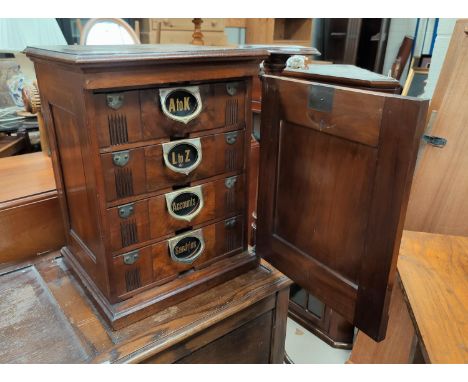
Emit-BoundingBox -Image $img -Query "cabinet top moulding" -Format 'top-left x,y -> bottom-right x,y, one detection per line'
24,44 -> 319,68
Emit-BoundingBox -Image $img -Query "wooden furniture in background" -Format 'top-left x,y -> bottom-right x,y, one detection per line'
391,36 -> 414,80
0,132 -> 31,157
349,231 -> 468,364
0,152 -> 65,273
22,81 -> 50,154
405,19 -> 468,236
245,19 -> 313,46
139,19 -> 227,46
191,18 -> 204,45
0,255 -> 291,363
321,19 -> 390,72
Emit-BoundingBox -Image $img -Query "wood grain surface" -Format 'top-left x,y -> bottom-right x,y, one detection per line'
0,255 -> 291,363
405,19 -> 468,235
398,231 -> 468,363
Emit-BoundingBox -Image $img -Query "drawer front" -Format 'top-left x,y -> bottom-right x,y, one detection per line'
93,81 -> 246,148
111,216 -> 244,298
107,175 -> 245,252
102,130 -> 245,202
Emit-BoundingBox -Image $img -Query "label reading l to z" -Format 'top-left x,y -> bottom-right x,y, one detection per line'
159,86 -> 202,124
162,138 -> 202,175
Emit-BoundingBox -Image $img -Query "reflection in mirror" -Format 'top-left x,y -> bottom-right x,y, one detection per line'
81,19 -> 140,45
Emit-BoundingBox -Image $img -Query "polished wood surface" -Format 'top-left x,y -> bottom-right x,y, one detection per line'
26,45 -> 266,329
348,277 -> 418,363
398,231 -> 468,363
257,74 -> 428,341
405,19 -> 468,236
0,152 -> 55,202
0,255 -> 291,363
0,152 -> 65,270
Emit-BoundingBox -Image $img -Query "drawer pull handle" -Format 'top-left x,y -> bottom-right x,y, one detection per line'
165,185 -> 204,222
118,203 -> 135,219
123,250 -> 139,265
168,229 -> 205,264
226,82 -> 239,96
106,93 -> 124,110
112,150 -> 130,167
162,138 -> 202,175
225,131 -> 238,145
225,176 -> 238,189
225,217 -> 237,228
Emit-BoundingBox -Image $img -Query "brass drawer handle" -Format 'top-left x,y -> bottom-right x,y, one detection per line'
168,229 -> 205,264
162,137 -> 202,175
165,185 -> 204,222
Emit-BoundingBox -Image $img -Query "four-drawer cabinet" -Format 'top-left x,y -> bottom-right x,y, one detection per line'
28,45 -> 428,342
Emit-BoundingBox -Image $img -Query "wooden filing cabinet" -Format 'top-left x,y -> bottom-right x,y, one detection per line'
27,45 -> 427,343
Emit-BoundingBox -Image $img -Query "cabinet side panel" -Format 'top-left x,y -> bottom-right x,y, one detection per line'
50,105 -> 101,258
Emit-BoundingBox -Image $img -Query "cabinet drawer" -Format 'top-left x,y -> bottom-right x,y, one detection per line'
107,175 -> 245,252
111,216 -> 244,298
101,129 -> 245,202
93,81 -> 246,148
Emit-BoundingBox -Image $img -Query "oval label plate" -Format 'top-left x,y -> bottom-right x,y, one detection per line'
162,138 -> 202,175
168,229 -> 205,264
165,185 -> 204,222
159,86 -> 202,124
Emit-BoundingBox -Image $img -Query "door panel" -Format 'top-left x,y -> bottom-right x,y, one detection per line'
257,75 -> 428,341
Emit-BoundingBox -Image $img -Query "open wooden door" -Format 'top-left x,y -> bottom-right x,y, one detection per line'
257,74 -> 428,341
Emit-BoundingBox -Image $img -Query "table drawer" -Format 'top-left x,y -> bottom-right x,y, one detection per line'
111,215 -> 244,298
102,129 -> 245,202
93,81 -> 246,148
107,175 -> 245,252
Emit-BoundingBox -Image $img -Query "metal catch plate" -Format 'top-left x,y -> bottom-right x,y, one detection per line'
118,203 -> 135,219
423,135 -> 447,148
106,93 -> 124,110
112,150 -> 130,167
123,250 -> 139,265
225,131 -> 238,145
308,86 -> 335,113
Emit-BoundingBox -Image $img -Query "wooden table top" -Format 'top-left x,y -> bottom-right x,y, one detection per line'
0,254 -> 290,363
398,231 -> 468,363
0,152 -> 56,205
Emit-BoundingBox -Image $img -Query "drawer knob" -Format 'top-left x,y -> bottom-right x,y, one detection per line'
225,131 -> 238,145
106,93 -> 124,110
226,82 -> 239,96
225,176 -> 238,189
118,203 -> 135,218
123,251 -> 139,265
112,150 -> 130,167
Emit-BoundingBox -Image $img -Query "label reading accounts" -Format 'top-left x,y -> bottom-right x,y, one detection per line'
165,185 -> 204,222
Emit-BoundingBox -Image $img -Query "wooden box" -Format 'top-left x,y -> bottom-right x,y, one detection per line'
27,45 -> 427,341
